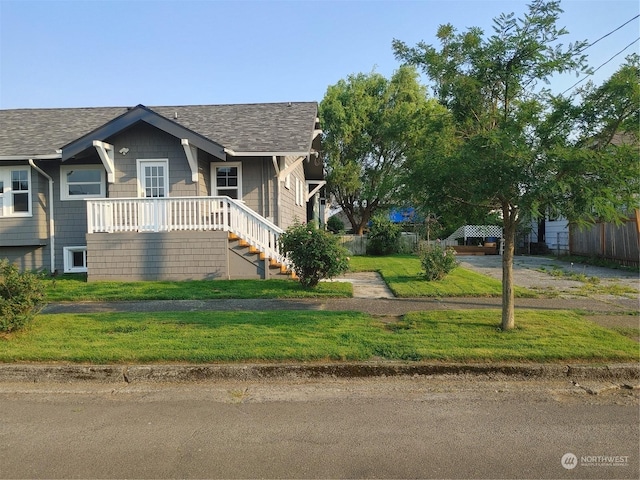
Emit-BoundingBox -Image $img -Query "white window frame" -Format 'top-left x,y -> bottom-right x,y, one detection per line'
63,246 -> 87,273
60,165 -> 106,201
0,166 -> 32,217
137,159 -> 169,198
211,162 -> 242,199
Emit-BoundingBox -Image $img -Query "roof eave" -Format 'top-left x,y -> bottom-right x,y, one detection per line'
0,154 -> 62,161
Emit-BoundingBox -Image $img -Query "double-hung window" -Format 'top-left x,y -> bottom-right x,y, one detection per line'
212,162 -> 242,199
0,167 -> 31,217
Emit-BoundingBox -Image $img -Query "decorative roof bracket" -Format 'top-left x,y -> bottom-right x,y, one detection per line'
181,139 -> 199,182
92,140 -> 115,183
278,155 -> 305,181
306,180 -> 326,202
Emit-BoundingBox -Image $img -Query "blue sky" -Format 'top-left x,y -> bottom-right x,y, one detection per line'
1,0 -> 638,109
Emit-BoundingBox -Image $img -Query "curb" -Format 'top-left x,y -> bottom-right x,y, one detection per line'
0,362 -> 638,384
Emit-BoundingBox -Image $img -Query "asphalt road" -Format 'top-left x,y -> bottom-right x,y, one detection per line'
1,377 -> 638,479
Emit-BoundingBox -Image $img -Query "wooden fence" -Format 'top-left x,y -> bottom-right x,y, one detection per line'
570,214 -> 639,266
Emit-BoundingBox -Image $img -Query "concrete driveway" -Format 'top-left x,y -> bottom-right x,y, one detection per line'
459,254 -> 639,297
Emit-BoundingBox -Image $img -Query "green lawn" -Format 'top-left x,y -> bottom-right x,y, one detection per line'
2,309 -> 637,363
349,254 -> 537,298
45,276 -> 352,302
43,255 -> 536,301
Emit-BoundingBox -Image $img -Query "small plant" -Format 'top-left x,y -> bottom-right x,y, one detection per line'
420,244 -> 459,281
0,259 -> 46,333
327,215 -> 345,234
278,222 -> 350,288
367,214 -> 401,255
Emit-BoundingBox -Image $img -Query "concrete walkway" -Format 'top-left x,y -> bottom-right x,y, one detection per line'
325,271 -> 395,299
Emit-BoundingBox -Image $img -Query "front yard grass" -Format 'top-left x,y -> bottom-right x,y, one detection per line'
2,309 -> 637,363
349,255 -> 537,298
45,276 -> 352,302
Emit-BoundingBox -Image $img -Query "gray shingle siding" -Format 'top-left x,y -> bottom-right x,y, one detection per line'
107,123 -> 195,198
87,231 -> 229,281
0,245 -> 47,271
279,156 -> 307,229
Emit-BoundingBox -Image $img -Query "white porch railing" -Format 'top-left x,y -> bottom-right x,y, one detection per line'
86,196 -> 289,267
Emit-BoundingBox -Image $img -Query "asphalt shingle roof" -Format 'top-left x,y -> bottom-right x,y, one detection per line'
0,102 -> 318,157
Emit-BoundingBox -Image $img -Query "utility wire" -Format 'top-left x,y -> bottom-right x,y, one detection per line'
562,36 -> 640,95
579,14 -> 640,53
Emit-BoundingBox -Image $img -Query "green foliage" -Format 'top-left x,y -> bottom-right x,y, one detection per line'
420,245 -> 459,281
320,66 -> 445,234
393,0 -> 638,329
278,222 -> 350,288
0,259 -> 46,333
327,215 -> 345,234
366,215 -> 401,255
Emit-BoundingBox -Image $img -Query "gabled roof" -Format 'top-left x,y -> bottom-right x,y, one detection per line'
0,102 -> 319,158
61,105 -> 226,161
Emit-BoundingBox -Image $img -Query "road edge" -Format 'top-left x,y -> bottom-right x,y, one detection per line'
0,362 -> 638,384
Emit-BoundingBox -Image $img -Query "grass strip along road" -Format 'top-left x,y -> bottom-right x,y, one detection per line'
3,254 -> 636,364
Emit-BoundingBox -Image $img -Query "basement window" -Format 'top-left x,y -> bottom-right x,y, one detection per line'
63,246 -> 87,273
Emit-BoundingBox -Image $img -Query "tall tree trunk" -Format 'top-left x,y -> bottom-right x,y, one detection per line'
501,209 -> 517,331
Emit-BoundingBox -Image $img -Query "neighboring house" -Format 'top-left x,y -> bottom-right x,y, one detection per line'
0,103 -> 325,281
527,215 -> 570,255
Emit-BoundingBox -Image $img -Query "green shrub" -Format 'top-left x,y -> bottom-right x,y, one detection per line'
420,244 -> 459,281
366,215 -> 401,255
327,215 -> 345,234
0,259 -> 46,333
278,222 -> 350,288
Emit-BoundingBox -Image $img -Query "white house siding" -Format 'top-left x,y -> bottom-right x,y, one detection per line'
530,219 -> 570,254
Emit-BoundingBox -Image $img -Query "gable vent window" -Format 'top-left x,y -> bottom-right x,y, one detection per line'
0,167 -> 31,217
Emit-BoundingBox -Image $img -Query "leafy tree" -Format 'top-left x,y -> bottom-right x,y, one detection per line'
393,0 -> 638,330
319,66 -> 446,234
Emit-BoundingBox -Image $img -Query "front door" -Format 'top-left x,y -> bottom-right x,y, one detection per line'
137,159 -> 169,231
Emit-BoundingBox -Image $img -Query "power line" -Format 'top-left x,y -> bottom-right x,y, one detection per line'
562,36 -> 640,95
579,14 -> 640,53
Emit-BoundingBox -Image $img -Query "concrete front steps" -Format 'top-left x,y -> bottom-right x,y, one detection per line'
227,233 -> 295,280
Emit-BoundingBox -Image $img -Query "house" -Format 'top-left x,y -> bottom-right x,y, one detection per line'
0,103 -> 325,281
